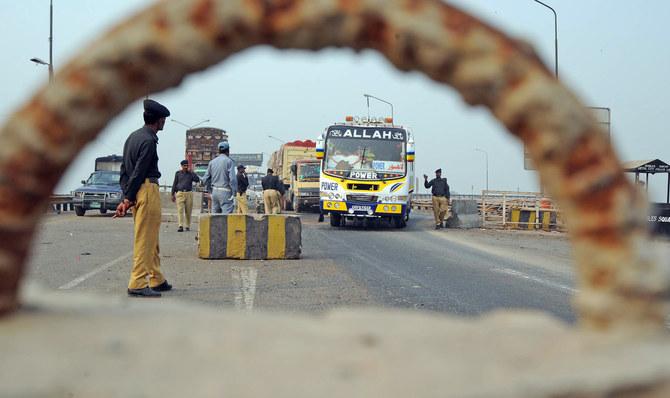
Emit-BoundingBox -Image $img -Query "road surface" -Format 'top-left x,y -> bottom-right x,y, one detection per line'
27,210 -> 579,322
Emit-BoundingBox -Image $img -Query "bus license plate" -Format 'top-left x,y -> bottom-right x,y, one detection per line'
351,205 -> 371,212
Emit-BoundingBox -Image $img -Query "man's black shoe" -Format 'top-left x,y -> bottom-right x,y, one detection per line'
435,224 -> 441,230
127,287 -> 161,298
152,281 -> 173,292
185,227 -> 190,231
177,226 -> 184,232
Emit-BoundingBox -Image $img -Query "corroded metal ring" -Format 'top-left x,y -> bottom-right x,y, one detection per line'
0,0 -> 665,332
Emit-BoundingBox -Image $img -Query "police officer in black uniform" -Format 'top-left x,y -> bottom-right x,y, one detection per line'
424,168 -> 451,229
116,99 -> 172,297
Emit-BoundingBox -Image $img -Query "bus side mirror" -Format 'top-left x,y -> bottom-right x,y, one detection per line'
81,180 -> 87,185
290,164 -> 297,175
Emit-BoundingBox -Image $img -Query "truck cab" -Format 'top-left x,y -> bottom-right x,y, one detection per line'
289,160 -> 321,212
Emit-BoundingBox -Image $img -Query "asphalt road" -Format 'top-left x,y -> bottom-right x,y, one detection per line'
27,209 -> 580,322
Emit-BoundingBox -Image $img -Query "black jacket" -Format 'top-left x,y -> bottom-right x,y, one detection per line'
171,170 -> 200,194
424,177 -> 450,198
120,126 -> 161,201
237,171 -> 249,194
262,174 -> 284,194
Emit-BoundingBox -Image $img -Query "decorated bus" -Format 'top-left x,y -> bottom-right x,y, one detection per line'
316,116 -> 415,228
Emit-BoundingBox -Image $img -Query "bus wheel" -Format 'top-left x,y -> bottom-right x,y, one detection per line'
330,213 -> 341,227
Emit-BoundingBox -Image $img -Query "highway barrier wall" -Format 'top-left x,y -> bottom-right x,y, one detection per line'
198,214 -> 301,260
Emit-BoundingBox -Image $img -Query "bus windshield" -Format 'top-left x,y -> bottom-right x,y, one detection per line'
324,135 -> 405,177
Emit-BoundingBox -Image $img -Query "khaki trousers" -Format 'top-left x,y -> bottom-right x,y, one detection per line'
175,191 -> 193,228
128,180 -> 166,289
263,189 -> 281,214
432,196 -> 449,226
235,192 -> 248,214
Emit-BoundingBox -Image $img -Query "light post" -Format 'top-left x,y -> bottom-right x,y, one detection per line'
475,148 -> 489,192
268,135 -> 286,144
532,0 -> 558,78
363,93 -> 394,121
30,0 -> 54,83
171,119 -> 210,129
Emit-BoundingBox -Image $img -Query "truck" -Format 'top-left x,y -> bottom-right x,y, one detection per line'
184,127 -> 228,212
316,116 -> 416,228
72,155 -> 124,216
185,127 -> 228,178
289,159 -> 321,211
268,140 -> 319,211
242,165 -> 266,213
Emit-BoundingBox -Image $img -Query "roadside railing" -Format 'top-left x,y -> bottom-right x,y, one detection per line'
49,194 -> 74,214
481,190 -> 564,231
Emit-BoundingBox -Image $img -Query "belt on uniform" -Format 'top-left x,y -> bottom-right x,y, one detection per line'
176,190 -> 192,192
212,186 -> 231,191
433,195 -> 446,197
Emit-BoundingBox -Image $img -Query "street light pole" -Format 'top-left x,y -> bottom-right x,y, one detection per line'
49,0 -> 53,83
29,0 -> 54,83
532,0 -> 558,78
268,135 -> 286,144
475,148 -> 489,191
363,94 -> 394,121
171,119 -> 210,129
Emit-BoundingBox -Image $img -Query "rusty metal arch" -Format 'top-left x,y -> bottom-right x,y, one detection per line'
0,0 -> 666,332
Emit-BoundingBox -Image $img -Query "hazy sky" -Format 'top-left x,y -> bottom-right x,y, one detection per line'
2,1 -> 669,202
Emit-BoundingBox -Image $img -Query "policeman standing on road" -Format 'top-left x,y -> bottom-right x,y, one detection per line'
261,168 -> 283,214
203,141 -> 237,214
115,99 -> 172,298
171,160 -> 200,232
424,168 -> 450,230
235,164 -> 249,214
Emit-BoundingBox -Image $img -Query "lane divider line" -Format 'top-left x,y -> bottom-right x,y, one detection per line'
58,252 -> 132,290
231,266 -> 257,312
491,267 -> 577,293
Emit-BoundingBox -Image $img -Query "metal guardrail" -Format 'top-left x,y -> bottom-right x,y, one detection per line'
49,195 -> 74,214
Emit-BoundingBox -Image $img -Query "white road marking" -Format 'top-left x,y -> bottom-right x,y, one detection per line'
491,267 -> 577,293
58,252 -> 133,290
231,266 -> 258,312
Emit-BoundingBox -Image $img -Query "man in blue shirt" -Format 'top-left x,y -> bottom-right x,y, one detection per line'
203,141 -> 237,214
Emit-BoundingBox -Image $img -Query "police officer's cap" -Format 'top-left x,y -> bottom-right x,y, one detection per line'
143,99 -> 170,118
435,168 -> 442,173
267,168 -> 274,174
237,164 -> 246,170
180,160 -> 188,166
218,141 -> 230,150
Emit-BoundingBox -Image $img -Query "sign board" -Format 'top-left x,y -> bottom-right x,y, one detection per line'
524,107 -> 611,170
230,153 -> 263,166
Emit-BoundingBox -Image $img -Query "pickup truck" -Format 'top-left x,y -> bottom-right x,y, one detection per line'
72,155 -> 124,216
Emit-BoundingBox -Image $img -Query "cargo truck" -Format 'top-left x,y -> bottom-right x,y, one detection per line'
185,127 -> 228,178
184,127 -> 228,212
268,140 -> 319,211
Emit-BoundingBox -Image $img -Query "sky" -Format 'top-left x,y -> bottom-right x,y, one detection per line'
1,0 -> 669,202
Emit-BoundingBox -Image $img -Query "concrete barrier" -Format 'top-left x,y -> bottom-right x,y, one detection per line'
198,214 -> 301,260
509,208 -> 558,231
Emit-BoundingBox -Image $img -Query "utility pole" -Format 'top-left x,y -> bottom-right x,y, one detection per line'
49,0 -> 53,83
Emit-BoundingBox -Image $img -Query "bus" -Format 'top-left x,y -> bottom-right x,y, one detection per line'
316,116 -> 415,228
